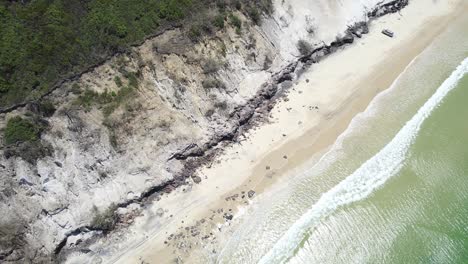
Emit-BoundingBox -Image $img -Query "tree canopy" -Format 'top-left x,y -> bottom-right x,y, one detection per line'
0,0 -> 273,110
0,0 -> 193,109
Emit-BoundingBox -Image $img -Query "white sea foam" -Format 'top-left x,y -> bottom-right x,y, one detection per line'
258,57 -> 468,264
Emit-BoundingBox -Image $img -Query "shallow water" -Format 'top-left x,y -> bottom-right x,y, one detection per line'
282,59 -> 468,264
217,11 -> 468,264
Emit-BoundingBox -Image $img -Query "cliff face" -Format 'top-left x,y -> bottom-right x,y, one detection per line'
0,0 -> 407,262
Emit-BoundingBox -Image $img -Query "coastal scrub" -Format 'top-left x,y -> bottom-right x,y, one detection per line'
4,116 -> 43,145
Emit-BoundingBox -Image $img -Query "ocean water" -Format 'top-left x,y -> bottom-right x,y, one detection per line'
216,12 -> 468,264
278,59 -> 468,264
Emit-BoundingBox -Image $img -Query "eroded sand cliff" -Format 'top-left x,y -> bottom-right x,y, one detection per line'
0,1 -> 409,262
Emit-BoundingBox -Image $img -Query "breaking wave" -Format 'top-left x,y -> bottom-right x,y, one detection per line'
259,57 -> 468,264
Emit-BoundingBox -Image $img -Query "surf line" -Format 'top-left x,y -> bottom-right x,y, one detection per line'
259,57 -> 468,264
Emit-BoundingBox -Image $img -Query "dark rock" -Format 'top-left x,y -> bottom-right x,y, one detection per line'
169,143 -> 205,160
237,106 -> 255,126
347,22 -> 369,38
224,214 -> 233,221
278,73 -> 293,83
19,178 -> 34,186
341,33 -> 354,44
248,190 -> 255,198
368,0 -> 409,18
79,248 -> 91,254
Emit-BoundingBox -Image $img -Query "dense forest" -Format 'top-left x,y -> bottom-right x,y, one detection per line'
0,0 -> 272,110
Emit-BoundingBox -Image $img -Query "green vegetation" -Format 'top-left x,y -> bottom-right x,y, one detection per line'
229,13 -> 242,30
188,24 -> 203,41
102,85 -> 135,117
213,14 -> 226,28
37,100 -> 56,117
0,0 -> 194,109
245,0 -> 272,25
4,116 -> 43,145
3,115 -> 51,164
234,0 -> 242,10
74,71 -> 139,115
246,6 -> 261,25
125,71 -> 139,89
114,76 -> 123,88
0,0 -> 272,110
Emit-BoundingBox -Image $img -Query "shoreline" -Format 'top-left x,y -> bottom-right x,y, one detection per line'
112,1 -> 467,263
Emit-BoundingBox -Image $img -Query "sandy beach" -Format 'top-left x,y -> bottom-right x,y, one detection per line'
112,0 -> 467,263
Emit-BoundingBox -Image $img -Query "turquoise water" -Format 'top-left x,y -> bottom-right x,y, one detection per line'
374,72 -> 468,263
283,63 -> 468,264
216,13 -> 468,264
263,59 -> 468,264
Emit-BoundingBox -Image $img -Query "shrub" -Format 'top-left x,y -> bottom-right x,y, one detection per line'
247,6 -> 261,25
114,76 -> 123,87
202,59 -> 221,74
204,108 -> 215,117
213,14 -> 225,28
4,140 -> 52,164
234,0 -> 242,10
214,101 -> 228,110
297,39 -> 313,56
124,71 -> 139,88
71,83 -> 81,95
229,13 -> 242,30
258,0 -> 274,15
4,116 -> 42,145
189,24 -> 202,41
202,78 -> 224,89
38,100 -> 56,117
75,89 -> 99,111
90,203 -> 118,232
75,75 -> 136,116
216,0 -> 227,10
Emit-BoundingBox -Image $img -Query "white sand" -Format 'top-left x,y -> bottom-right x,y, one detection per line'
112,0 -> 467,263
